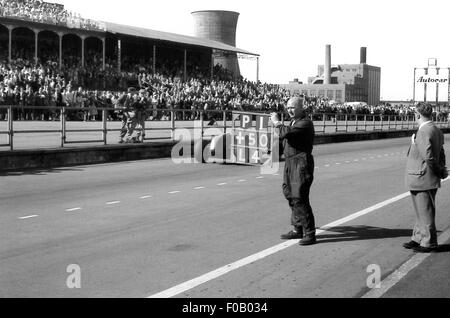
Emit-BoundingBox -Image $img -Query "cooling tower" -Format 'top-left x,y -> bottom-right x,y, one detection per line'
360,47 -> 367,64
324,44 -> 331,84
191,10 -> 241,77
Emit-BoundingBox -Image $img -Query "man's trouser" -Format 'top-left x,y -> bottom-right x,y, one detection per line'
126,118 -> 137,139
119,116 -> 127,140
282,152 -> 315,237
410,189 -> 438,248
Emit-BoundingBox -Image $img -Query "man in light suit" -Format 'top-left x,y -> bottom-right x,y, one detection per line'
404,103 -> 447,253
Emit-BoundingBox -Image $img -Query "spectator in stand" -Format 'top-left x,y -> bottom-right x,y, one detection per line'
0,0 -> 105,31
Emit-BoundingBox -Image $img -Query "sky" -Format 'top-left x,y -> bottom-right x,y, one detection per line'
48,0 -> 450,101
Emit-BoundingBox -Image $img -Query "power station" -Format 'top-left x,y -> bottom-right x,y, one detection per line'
283,45 -> 381,106
191,10 -> 241,77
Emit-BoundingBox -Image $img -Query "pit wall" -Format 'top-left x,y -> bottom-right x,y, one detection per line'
1,129 -> 449,172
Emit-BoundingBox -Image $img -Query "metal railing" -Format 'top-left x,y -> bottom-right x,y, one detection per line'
1,105 -> 449,151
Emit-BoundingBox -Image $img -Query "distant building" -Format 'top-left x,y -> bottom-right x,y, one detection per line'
282,46 -> 381,105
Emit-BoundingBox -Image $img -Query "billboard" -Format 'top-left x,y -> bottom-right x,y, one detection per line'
414,67 -> 449,103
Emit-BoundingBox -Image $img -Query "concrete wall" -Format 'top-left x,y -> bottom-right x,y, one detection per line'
2,129 -> 449,172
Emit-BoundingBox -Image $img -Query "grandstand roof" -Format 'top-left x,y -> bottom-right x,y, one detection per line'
104,21 -> 259,56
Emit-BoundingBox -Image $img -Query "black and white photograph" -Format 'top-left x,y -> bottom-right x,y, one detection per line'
0,0 -> 449,306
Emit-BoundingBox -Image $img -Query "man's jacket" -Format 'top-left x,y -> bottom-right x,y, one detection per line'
277,118 -> 315,158
406,122 -> 445,190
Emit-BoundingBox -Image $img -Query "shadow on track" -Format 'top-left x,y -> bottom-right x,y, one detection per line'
0,167 -> 84,176
433,244 -> 450,253
317,225 -> 411,243
317,226 -> 450,253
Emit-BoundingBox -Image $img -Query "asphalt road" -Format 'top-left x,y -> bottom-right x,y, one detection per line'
1,136 -> 449,298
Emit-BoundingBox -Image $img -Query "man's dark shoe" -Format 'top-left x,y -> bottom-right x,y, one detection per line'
299,236 -> 316,246
281,230 -> 303,240
403,241 -> 420,249
413,245 -> 437,253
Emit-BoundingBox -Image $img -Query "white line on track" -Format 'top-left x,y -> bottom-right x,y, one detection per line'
335,163 -> 341,165
19,215 -> 38,219
325,164 -> 330,167
146,190 -> 415,298
193,187 -> 205,190
65,207 -> 82,212
140,195 -> 152,199
168,191 -> 181,194
362,224 -> 450,298
106,201 -> 120,205
238,179 -> 246,182
217,183 -> 227,186
256,176 -> 264,179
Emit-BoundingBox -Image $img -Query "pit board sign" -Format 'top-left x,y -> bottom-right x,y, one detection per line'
230,111 -> 274,165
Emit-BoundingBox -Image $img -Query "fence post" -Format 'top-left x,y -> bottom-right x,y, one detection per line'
355,115 -> 358,131
322,113 -> 326,133
345,114 -> 348,132
61,107 -> 66,147
335,114 -> 338,132
372,114 -> 375,131
223,110 -> 227,134
8,106 -> 13,151
387,115 -> 390,130
102,108 -> 107,145
200,111 -> 204,138
394,115 -> 397,130
170,110 -> 175,141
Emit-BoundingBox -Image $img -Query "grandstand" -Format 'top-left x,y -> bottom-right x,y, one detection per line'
0,0 -> 258,76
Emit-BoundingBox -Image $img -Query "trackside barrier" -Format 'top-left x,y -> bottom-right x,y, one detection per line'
1,105 -> 450,151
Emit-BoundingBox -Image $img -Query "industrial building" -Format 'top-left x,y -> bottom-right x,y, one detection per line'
283,45 -> 381,106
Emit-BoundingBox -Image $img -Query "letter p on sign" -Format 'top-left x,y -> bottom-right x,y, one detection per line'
241,115 -> 251,129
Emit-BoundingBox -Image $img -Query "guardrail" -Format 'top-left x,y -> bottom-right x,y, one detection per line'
1,105 -> 449,151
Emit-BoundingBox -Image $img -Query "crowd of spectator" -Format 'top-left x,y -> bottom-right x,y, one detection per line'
2,55 -> 450,124
0,56 -> 289,122
304,95 -> 417,117
0,0 -> 106,31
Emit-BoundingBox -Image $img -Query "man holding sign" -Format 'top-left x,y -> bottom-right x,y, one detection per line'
270,97 -> 316,246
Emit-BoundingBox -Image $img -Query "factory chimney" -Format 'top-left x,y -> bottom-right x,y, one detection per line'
360,47 -> 367,64
324,44 -> 331,85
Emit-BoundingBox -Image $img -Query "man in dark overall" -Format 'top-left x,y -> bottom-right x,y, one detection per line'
270,96 -> 316,245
